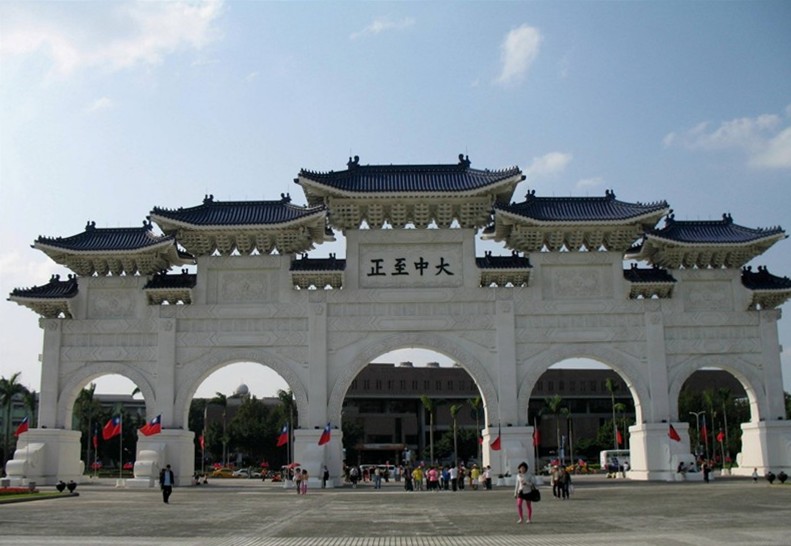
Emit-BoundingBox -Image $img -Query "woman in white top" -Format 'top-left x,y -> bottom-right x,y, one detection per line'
514,461 -> 537,524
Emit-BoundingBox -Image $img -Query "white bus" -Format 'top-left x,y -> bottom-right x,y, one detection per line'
600,450 -> 630,473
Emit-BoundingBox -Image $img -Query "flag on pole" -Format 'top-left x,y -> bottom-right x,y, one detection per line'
668,424 -> 681,442
14,416 -> 29,437
477,434 -> 483,445
490,425 -> 502,451
716,430 -> 725,443
139,414 -> 162,436
616,428 -> 623,446
199,433 -> 205,450
318,422 -> 332,446
276,424 -> 289,447
532,426 -> 541,447
701,422 -> 708,443
102,416 -> 122,440
92,425 -> 99,449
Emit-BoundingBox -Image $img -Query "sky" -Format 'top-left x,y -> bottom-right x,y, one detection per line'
1,0 -> 790,400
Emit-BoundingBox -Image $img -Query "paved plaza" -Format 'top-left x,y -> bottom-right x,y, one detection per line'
1,474 -> 789,545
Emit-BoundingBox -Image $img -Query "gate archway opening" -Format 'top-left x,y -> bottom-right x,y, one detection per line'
528,358 -> 639,472
341,348 -> 486,470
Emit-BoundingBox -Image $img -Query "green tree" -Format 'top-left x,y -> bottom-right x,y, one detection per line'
209,392 -> 228,466
543,395 -> 568,464
74,383 -> 102,471
605,378 -> 619,451
450,403 -> 462,466
0,372 -> 29,466
468,396 -> 483,465
341,418 -> 364,466
420,395 -> 437,464
228,396 -> 277,465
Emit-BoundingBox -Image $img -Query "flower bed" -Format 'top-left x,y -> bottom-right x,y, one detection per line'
0,487 -> 39,496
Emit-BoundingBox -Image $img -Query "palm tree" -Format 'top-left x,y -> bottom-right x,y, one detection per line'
22,389 -> 38,428
74,383 -> 102,471
717,387 -> 732,455
449,403 -> 462,466
605,377 -> 619,451
210,392 -> 228,466
544,395 -> 567,464
613,402 -> 627,447
419,395 -> 436,464
1,372 -> 29,467
468,396 -> 482,465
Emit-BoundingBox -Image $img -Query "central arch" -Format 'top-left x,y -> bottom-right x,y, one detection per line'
327,331 -> 499,426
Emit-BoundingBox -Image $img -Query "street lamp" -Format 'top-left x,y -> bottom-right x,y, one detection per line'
689,411 -> 707,459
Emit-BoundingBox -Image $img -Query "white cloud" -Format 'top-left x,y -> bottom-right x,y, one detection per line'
0,0 -> 224,76
663,107 -> 791,169
495,24 -> 542,86
85,97 -> 114,113
576,176 -> 603,190
525,152 -> 572,179
350,16 -> 415,40
245,71 -> 259,82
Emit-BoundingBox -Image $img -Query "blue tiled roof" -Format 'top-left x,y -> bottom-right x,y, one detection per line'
290,255 -> 346,272
648,213 -> 785,244
741,266 -> 791,290
623,265 -> 676,284
475,252 -> 532,269
144,270 -> 197,290
150,194 -> 325,227
35,221 -> 176,252
497,190 -> 669,222
298,155 -> 523,194
9,274 -> 79,299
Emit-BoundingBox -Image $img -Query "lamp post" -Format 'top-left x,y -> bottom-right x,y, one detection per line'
689,411 -> 705,458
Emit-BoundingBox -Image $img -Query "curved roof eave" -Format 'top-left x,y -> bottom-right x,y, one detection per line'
150,209 -> 327,232
33,238 -> 178,255
645,232 -> 786,247
494,207 -> 668,226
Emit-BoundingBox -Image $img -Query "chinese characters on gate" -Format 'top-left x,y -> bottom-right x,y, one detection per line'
367,256 -> 454,277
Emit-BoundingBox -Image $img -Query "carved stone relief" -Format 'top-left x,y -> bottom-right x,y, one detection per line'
88,290 -> 136,318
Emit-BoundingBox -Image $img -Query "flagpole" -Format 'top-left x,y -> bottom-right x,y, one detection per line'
119,415 -> 123,481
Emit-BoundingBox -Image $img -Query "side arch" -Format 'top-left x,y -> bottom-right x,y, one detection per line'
668,354 -> 763,423
517,344 -> 650,424
57,362 -> 156,429
173,347 -> 309,429
326,332 -> 499,426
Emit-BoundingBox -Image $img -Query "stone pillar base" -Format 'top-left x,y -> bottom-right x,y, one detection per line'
134,429 -> 195,487
292,428 -> 342,488
733,420 -> 791,476
481,426 -> 534,478
628,422 -> 692,481
4,429 -> 83,486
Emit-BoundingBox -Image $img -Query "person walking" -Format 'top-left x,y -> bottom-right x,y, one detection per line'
514,461 -> 537,524
322,465 -> 330,489
300,469 -> 309,495
159,464 -> 175,504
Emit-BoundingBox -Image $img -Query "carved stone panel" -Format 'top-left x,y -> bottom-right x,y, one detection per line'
88,290 -> 136,319
683,281 -> 733,312
541,265 -> 612,300
359,243 -> 463,288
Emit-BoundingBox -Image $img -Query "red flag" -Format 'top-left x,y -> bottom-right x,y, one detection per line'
92,425 -> 99,449
102,416 -> 122,440
14,416 -> 29,437
616,429 -> 623,446
199,434 -> 205,450
276,424 -> 289,447
490,434 -> 501,451
532,427 -> 541,447
700,423 -> 708,443
317,423 -> 331,446
478,435 -> 483,445
716,430 -> 725,443
668,424 -> 681,442
139,414 -> 161,436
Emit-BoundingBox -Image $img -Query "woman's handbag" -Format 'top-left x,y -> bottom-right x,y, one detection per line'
527,485 -> 541,502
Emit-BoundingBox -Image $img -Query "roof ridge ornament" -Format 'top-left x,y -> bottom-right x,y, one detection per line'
280,193 -> 291,203
723,212 -> 733,224
458,153 -> 471,168
347,155 -> 360,169
605,189 -> 616,199
203,194 -> 214,204
85,221 -> 96,231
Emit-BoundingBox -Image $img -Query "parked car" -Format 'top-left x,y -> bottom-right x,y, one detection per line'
232,468 -> 262,479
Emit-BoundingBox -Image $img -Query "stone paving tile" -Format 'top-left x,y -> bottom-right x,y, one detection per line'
1,476 -> 789,545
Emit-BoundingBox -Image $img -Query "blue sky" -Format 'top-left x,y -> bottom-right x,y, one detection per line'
1,1 -> 790,399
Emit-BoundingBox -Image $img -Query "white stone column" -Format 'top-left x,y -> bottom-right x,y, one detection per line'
758,310 -> 786,420
643,306 -> 670,423
131,429 -> 195,487
4,429 -> 82,486
306,297 -> 328,427
156,318 -> 177,427
735,421 -> 791,476
293,427 -> 339,489
495,296 -> 519,425
37,319 -> 63,429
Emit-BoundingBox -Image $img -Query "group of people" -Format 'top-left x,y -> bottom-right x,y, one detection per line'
550,465 -> 573,499
398,463 -> 493,492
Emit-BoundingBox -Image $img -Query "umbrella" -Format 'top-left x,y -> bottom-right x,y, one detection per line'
286,462 -> 301,469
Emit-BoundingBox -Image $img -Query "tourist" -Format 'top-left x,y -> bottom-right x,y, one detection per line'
300,469 -> 309,494
427,466 -> 439,491
322,465 -> 329,489
551,465 -> 561,498
514,461 -> 537,524
484,465 -> 492,490
159,464 -> 175,504
404,466 -> 413,491
293,467 -> 302,494
752,468 -> 759,482
349,465 -> 359,488
702,462 -> 711,483
412,466 -> 424,491
470,464 -> 480,490
449,464 -> 459,491
558,467 -> 571,499
441,466 -> 450,490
